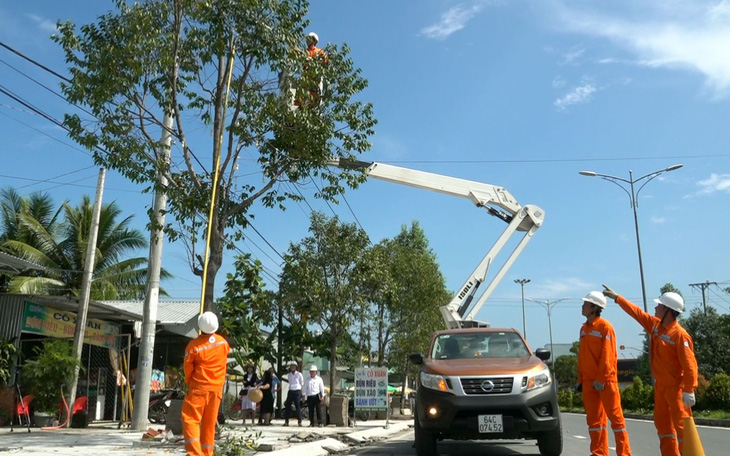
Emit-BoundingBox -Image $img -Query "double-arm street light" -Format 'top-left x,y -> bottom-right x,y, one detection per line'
514,279 -> 530,338
526,297 -> 569,367
579,164 -> 683,312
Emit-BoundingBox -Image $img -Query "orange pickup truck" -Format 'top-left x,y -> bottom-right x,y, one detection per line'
410,327 -> 562,456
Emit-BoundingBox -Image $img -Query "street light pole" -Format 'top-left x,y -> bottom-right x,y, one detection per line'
579,164 -> 683,312
526,297 -> 569,384
514,279 -> 530,338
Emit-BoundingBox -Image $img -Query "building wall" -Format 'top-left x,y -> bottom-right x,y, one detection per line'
0,294 -> 25,342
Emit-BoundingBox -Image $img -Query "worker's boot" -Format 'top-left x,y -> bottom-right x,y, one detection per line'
283,420 -> 289,426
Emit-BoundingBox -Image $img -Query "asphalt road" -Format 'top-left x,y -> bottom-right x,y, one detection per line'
353,413 -> 729,455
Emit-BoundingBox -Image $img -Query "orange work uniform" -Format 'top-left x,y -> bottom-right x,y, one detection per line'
182,333 -> 230,456
615,295 -> 698,456
578,316 -> 631,456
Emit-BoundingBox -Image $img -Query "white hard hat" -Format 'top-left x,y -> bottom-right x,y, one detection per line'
583,291 -> 607,309
289,360 -> 298,367
198,312 -> 219,334
309,365 -> 318,372
307,32 -> 319,43
654,292 -> 684,313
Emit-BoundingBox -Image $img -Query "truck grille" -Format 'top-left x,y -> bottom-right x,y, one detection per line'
460,377 -> 513,395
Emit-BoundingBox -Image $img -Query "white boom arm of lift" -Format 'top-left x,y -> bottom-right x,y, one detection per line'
329,158 -> 545,329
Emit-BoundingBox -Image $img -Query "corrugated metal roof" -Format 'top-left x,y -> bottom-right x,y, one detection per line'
0,251 -> 48,273
100,299 -> 200,325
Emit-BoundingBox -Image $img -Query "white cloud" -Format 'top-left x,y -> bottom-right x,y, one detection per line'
697,173 -> 730,194
554,83 -> 597,110
25,14 -> 57,33
530,277 -> 592,298
552,1 -> 730,98
561,47 -> 586,65
552,76 -> 567,88
650,216 -> 666,224
420,2 -> 486,40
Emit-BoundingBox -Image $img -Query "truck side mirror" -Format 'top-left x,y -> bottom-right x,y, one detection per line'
535,348 -> 551,361
409,353 -> 424,365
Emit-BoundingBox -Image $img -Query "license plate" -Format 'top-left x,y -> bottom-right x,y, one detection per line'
478,414 -> 503,433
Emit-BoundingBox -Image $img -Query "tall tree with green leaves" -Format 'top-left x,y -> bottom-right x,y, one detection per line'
682,306 -> 730,378
360,222 -> 448,372
218,253 -> 277,370
2,195 -> 162,300
279,212 -> 369,389
54,0 -> 376,311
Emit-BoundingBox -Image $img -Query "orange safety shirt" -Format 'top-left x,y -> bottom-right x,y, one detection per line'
616,295 -> 698,392
577,316 -> 618,384
184,333 -> 230,392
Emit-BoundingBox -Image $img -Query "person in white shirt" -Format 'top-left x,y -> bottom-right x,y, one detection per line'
303,365 -> 326,427
284,361 -> 304,426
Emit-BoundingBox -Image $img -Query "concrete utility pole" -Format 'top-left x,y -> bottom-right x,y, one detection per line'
514,279 -> 530,338
689,280 -> 717,316
68,168 -> 106,427
131,113 -> 173,430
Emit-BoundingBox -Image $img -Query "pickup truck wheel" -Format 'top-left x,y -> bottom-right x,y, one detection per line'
537,419 -> 563,456
414,414 -> 438,456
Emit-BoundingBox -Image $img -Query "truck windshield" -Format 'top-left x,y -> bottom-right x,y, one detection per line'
431,332 -> 530,359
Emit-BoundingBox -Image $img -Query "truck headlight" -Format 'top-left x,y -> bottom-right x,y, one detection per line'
420,372 -> 450,392
525,368 -> 551,391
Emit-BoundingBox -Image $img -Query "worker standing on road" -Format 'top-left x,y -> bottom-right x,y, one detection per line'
577,291 -> 632,456
182,312 -> 230,456
603,286 -> 698,456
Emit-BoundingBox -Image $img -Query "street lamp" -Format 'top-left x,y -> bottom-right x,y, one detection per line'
514,279 -> 530,338
579,164 -> 683,312
526,297 -> 569,369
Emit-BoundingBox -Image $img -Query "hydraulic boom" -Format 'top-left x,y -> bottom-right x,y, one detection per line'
330,158 -> 544,329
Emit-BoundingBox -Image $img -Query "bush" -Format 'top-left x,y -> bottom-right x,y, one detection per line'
620,376 -> 653,412
557,390 -> 574,410
20,340 -> 82,413
705,373 -> 730,410
557,389 -> 583,410
694,373 -> 711,410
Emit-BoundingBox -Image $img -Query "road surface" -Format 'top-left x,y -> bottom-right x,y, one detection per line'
353,413 -> 729,455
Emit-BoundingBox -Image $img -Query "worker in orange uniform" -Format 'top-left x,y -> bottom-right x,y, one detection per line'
292,32 -> 327,108
603,286 -> 698,456
182,312 -> 230,456
577,291 -> 632,456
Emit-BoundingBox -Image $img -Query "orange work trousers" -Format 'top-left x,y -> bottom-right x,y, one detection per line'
582,381 -> 631,456
654,382 -> 691,456
182,388 -> 222,456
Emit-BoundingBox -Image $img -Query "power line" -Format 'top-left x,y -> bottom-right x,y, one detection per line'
0,109 -> 93,157
0,172 -> 138,193
309,176 -> 337,218
16,165 -> 96,190
0,40 -> 71,83
0,56 -> 96,118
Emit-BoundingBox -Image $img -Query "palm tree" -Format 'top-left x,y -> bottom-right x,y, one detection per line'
2,193 -> 167,300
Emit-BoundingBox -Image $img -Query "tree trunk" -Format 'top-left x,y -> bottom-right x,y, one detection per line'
203,221 -> 224,312
329,325 -> 337,394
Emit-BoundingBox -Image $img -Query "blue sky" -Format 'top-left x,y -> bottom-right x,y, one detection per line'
2,0 -> 730,355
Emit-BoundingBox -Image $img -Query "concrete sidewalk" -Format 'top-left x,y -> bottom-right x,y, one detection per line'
0,418 -> 413,455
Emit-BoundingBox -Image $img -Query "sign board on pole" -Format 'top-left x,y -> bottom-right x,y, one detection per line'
354,367 -> 388,411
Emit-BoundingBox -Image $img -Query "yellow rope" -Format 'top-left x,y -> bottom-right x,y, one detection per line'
200,43 -> 237,316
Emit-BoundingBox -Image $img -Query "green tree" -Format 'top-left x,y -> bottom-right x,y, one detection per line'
279,212 -> 370,389
2,195 -> 164,300
359,222 -> 448,383
0,189 -> 64,292
682,306 -> 730,378
554,354 -> 578,390
661,282 -> 684,297
54,0 -> 376,311
217,253 -> 277,369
